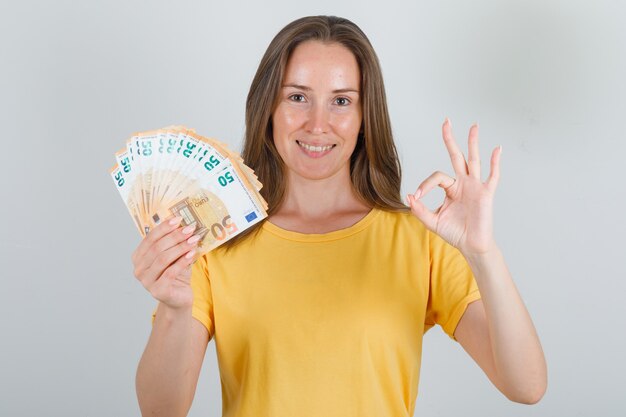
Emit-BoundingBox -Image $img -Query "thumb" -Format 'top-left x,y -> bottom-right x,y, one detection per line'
407,194 -> 437,232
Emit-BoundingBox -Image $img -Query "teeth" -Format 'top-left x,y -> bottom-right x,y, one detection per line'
297,141 -> 334,152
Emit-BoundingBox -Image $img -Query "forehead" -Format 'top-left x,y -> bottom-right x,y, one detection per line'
283,41 -> 360,88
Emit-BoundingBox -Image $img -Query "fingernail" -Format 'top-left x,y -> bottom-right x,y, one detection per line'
414,189 -> 422,199
445,117 -> 451,126
499,145 -> 503,154
187,234 -> 201,244
182,224 -> 196,235
169,216 -> 183,226
185,249 -> 196,259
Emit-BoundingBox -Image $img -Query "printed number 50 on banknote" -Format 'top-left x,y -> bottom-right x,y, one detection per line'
152,162 -> 266,253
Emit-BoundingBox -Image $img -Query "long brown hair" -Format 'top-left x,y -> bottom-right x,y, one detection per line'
223,15 -> 406,249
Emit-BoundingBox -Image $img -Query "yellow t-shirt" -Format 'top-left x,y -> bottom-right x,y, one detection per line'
154,208 -> 481,416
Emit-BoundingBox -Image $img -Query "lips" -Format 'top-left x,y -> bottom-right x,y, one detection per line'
296,140 -> 336,152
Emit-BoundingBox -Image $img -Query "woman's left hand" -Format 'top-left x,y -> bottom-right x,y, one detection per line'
408,118 -> 502,256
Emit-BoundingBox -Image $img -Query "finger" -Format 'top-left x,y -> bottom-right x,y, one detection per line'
133,216 -> 183,262
139,233 -> 201,288
147,248 -> 197,298
138,223 -> 197,273
467,123 -> 481,180
485,145 -> 502,192
407,194 -> 437,232
442,118 -> 469,177
414,171 -> 456,199
133,221 -> 196,282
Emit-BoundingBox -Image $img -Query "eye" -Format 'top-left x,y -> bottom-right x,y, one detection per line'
288,94 -> 306,102
335,97 -> 351,106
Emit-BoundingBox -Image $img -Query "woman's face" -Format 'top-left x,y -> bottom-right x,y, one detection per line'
272,40 -> 362,182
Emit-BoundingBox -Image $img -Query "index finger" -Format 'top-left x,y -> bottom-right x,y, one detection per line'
133,216 -> 183,261
442,118 -> 469,177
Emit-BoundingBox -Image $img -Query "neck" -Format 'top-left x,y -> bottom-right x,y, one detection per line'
276,168 -> 369,220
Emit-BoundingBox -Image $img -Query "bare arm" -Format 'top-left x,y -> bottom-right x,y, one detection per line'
131,217 -> 209,416
408,119 -> 547,404
136,305 -> 209,417
454,248 -> 547,404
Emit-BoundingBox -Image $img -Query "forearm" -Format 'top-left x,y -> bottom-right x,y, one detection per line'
136,303 -> 195,417
464,247 -> 547,403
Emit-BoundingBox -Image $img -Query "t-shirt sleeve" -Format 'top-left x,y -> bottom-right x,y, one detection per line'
151,254 -> 215,340
424,230 -> 481,341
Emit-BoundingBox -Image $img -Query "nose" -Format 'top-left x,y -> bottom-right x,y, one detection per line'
304,102 -> 330,135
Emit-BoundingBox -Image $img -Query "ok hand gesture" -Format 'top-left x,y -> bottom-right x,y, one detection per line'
408,118 -> 502,256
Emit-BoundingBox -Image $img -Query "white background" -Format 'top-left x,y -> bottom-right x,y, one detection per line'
1,0 -> 624,415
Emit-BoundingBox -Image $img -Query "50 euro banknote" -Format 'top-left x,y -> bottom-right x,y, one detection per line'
110,126 -> 268,253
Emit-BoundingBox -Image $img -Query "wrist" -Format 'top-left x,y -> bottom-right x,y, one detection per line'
158,302 -> 193,322
462,244 -> 502,268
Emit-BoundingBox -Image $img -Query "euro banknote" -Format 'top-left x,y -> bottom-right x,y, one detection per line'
110,126 -> 268,253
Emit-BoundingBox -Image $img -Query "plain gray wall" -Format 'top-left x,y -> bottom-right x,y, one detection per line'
1,0 -> 624,416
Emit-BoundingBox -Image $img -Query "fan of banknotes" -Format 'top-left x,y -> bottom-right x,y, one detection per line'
110,125 -> 268,254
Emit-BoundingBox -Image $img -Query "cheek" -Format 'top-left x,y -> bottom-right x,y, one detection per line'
272,113 -> 294,155
273,106 -> 302,136
335,113 -> 362,141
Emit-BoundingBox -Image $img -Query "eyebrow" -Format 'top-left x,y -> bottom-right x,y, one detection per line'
282,84 -> 359,94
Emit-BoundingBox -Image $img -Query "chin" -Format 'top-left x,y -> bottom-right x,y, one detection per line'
290,163 -> 344,182
296,169 -> 337,181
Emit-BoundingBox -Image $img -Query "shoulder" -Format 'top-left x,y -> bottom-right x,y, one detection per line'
372,208 -> 430,242
375,207 -> 427,230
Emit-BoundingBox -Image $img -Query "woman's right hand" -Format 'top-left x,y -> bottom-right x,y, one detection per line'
131,216 -> 201,309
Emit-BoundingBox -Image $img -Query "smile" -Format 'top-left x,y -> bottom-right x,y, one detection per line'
296,140 -> 336,153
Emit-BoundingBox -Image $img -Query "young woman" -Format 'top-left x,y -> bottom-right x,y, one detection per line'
132,15 -> 547,417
